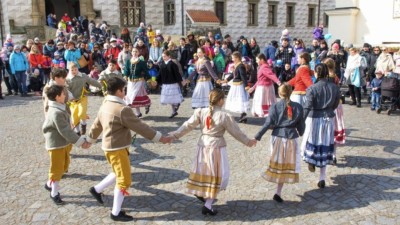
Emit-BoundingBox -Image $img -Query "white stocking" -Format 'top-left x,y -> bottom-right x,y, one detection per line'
94,173 -> 116,193
276,183 -> 284,196
111,187 -> 125,216
320,166 -> 327,181
51,181 -> 60,197
204,198 -> 214,209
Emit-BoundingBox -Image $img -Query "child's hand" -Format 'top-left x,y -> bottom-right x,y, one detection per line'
248,139 -> 257,147
160,135 -> 175,144
82,141 -> 91,149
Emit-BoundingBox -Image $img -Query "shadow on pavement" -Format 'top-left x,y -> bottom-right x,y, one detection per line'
128,174 -> 399,222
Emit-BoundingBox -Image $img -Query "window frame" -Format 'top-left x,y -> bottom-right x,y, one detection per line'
267,1 -> 278,27
247,0 -> 259,26
286,2 -> 296,27
119,0 -> 145,27
308,4 -> 316,27
164,0 -> 176,25
215,0 -> 227,25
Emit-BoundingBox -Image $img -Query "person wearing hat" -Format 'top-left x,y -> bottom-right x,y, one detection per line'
235,35 -> 245,51
34,37 -> 43,54
10,45 -> 30,97
104,38 -> 122,71
52,51 -> 66,69
56,32 -> 67,44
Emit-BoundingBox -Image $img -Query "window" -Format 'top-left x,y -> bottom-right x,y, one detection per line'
268,1 -> 278,26
308,5 -> 316,27
215,1 -> 226,24
286,3 -> 295,27
164,1 -> 175,25
324,13 -> 329,27
248,1 -> 258,26
120,0 -> 144,27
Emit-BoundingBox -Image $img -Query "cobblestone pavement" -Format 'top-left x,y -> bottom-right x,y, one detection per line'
0,92 -> 399,225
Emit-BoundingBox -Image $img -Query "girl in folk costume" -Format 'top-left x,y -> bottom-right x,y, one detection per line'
124,47 -> 151,117
169,89 -> 257,215
302,63 -> 341,189
187,47 -> 221,108
223,51 -> 250,123
287,52 -> 314,106
324,58 -> 345,164
254,84 -> 305,203
248,53 -> 281,117
157,50 -> 184,118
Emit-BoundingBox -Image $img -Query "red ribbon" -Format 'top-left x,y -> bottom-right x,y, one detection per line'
120,188 -> 129,196
206,116 -> 211,130
287,105 -> 293,120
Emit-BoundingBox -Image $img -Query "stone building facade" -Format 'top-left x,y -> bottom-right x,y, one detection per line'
1,0 -> 334,47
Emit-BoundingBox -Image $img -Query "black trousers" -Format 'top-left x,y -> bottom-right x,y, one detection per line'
348,84 -> 361,104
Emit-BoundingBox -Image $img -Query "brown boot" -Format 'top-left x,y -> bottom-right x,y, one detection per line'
81,124 -> 87,135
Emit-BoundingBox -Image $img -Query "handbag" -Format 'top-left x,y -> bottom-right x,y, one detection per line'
77,55 -> 88,68
351,67 -> 361,87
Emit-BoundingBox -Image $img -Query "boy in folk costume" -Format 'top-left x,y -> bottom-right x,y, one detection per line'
86,77 -> 173,222
169,89 -> 257,216
43,68 -> 73,115
254,84 -> 305,203
42,85 -> 91,205
66,62 -> 102,135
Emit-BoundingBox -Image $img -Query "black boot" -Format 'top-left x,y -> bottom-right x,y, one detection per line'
238,113 -> 247,123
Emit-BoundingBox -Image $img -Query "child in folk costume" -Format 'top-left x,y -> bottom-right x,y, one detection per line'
223,51 -> 250,123
248,54 -> 281,117
324,58 -> 346,164
169,89 -> 257,216
124,47 -> 151,117
43,68 -> 73,115
302,63 -> 341,189
254,84 -> 305,203
42,85 -> 90,205
86,77 -> 173,222
186,47 -> 221,108
66,63 -> 102,135
98,59 -> 123,95
287,52 -> 314,106
157,50 -> 184,118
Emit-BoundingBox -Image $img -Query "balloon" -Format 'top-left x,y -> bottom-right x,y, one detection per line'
275,59 -> 283,67
324,33 -> 332,40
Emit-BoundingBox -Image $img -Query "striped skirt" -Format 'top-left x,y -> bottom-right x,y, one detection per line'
334,104 -> 345,145
225,82 -> 250,113
263,136 -> 300,184
192,80 -> 214,108
125,80 -> 151,107
160,83 -> 184,105
186,145 -> 229,199
251,85 -> 276,117
301,117 -> 335,167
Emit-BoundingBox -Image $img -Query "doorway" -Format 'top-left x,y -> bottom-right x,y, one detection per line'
45,0 -> 81,21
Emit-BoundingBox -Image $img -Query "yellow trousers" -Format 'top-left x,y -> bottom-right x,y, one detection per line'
48,144 -> 73,181
69,96 -> 88,127
105,148 -> 132,190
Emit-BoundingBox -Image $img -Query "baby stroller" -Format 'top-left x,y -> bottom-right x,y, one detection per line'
377,75 -> 400,115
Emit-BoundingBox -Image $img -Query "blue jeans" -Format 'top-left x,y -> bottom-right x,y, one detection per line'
14,71 -> 27,94
371,92 -> 381,110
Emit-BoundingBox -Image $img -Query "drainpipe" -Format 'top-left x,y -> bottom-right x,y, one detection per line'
0,4 -> 4,46
317,0 -> 321,26
181,0 -> 184,36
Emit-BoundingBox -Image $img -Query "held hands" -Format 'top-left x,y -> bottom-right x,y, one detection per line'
81,141 -> 92,149
247,138 -> 257,147
160,135 -> 175,144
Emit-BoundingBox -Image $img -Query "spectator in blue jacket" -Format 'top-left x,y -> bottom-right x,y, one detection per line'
43,39 -> 56,58
64,41 -> 82,69
10,45 -> 29,97
263,40 -> 278,62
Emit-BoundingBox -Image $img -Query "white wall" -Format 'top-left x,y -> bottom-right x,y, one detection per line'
357,0 -> 400,46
